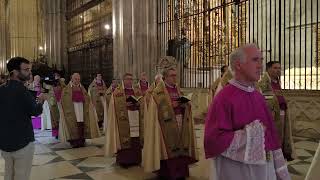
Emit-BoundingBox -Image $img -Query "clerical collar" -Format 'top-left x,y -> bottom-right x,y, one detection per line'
229,79 -> 255,93
71,82 -> 81,88
33,82 -> 40,87
165,82 -> 176,88
96,79 -> 102,84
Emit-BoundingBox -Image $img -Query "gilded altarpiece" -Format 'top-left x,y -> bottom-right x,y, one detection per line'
158,0 -> 248,87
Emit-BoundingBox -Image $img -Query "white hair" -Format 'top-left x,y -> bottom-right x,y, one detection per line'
161,67 -> 175,77
154,73 -> 163,80
34,75 -> 41,81
229,43 -> 258,71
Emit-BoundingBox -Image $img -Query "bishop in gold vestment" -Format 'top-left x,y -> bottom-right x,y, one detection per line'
89,73 -> 107,128
105,73 -> 144,167
208,65 -> 228,104
143,57 -> 197,180
60,73 -> 100,148
47,76 -> 66,138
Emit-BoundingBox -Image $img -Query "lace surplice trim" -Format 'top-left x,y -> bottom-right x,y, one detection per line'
222,120 -> 266,165
273,149 -> 291,180
244,120 -> 266,164
221,129 -> 246,161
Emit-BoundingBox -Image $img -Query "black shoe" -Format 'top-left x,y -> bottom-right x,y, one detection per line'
286,156 -> 294,161
284,153 -> 294,161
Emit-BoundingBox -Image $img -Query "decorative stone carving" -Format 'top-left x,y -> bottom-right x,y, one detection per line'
181,88 -> 209,124
279,90 -> 320,139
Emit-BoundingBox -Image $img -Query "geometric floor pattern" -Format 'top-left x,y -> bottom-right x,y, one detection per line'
0,125 -> 318,180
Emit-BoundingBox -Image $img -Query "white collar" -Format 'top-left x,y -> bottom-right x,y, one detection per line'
165,82 -> 176,88
229,79 -> 255,93
122,81 -> 133,90
95,78 -> 104,85
70,82 -> 81,88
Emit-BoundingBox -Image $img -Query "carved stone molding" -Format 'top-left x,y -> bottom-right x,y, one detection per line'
280,90 -> 320,139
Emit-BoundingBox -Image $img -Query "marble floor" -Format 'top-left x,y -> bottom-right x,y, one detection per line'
0,125 -> 318,180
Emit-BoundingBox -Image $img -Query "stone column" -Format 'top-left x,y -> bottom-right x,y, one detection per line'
0,0 -> 8,74
5,0 -> 45,60
112,0 -> 158,81
43,0 -> 67,70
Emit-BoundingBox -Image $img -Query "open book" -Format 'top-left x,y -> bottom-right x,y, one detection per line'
126,95 -> 143,104
178,93 -> 193,104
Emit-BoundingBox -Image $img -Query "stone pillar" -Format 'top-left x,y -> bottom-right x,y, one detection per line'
5,0 -> 45,60
112,0 -> 158,81
43,0 -> 67,70
0,0 -> 8,74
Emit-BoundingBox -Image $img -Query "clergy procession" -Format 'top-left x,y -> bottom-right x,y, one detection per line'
1,44 -> 320,180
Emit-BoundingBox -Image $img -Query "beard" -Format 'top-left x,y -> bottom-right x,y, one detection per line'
17,72 -> 30,82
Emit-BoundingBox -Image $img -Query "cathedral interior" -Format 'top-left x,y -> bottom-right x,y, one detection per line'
1,0 -> 320,180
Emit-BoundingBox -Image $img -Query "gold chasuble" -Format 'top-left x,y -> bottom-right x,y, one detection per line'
144,82 -> 158,109
47,80 -> 66,136
213,69 -> 233,97
104,84 -> 118,113
258,72 -> 295,159
210,77 -> 221,97
88,79 -> 107,127
143,81 -> 198,173
207,77 -> 221,111
47,86 -> 60,132
60,83 -> 100,141
105,83 -> 143,167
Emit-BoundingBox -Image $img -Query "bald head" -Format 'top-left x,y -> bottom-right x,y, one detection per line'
71,73 -> 81,86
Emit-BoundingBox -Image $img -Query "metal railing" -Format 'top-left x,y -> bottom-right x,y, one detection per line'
157,0 -> 320,90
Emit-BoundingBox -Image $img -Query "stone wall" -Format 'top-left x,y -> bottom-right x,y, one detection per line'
0,0 -> 8,74
0,0 -> 67,73
183,88 -> 320,140
280,90 -> 320,139
181,88 -> 210,123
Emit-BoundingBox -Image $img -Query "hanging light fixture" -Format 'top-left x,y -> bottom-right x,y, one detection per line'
104,24 -> 110,30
